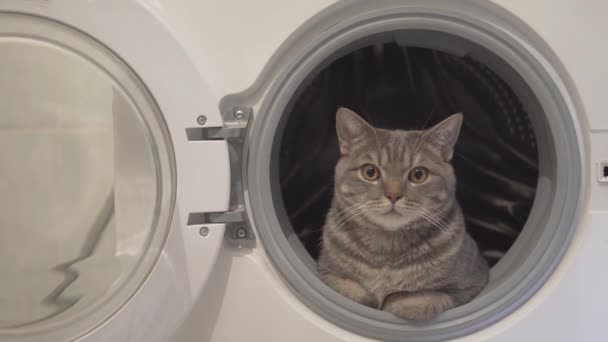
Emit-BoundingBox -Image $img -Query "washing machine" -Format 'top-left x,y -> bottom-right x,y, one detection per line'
0,0 -> 605,341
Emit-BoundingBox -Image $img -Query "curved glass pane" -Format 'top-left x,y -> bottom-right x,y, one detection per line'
0,37 -> 163,328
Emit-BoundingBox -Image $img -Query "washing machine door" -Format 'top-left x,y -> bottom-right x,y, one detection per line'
0,3 -> 228,342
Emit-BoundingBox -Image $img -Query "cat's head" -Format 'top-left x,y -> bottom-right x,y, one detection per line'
333,107 -> 462,232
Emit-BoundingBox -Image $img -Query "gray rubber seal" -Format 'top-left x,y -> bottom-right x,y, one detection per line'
244,1 -> 586,340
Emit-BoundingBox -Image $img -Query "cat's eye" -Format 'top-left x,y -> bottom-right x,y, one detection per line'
361,164 -> 380,181
408,167 -> 428,184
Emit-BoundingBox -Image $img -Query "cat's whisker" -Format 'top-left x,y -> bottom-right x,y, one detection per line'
334,205 -> 369,226
413,210 -> 448,232
404,202 -> 450,224
402,204 -> 450,232
334,207 -> 380,232
334,203 -> 386,232
334,204 -> 383,228
425,214 -> 450,232
334,207 -> 368,228
334,202 -> 374,225
336,202 -> 370,216
414,206 -> 449,225
414,209 -> 450,232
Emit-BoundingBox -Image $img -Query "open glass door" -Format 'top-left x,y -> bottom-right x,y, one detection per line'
0,13 -> 175,341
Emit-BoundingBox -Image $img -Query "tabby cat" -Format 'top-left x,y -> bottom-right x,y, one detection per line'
317,107 -> 488,321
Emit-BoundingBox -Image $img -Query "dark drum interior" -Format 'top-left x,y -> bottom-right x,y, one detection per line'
278,42 -> 539,267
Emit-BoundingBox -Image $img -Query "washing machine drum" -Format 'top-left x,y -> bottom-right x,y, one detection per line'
280,45 -> 538,266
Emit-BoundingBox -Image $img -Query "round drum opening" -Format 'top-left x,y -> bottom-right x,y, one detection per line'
0,14 -> 175,341
280,42 -> 538,269
247,3 -> 583,341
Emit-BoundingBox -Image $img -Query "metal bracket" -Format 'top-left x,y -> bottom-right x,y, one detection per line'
188,209 -> 253,248
187,107 -> 255,248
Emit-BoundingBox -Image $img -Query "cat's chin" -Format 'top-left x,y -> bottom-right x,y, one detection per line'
368,210 -> 418,232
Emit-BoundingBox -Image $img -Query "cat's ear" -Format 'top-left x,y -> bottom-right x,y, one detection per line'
424,113 -> 463,161
336,107 -> 375,155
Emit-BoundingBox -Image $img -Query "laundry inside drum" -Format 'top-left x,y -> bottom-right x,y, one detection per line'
279,43 -> 539,268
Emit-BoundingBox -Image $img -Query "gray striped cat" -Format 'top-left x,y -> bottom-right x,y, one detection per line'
318,107 -> 488,321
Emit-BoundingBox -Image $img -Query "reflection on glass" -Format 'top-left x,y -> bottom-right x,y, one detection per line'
0,39 -> 158,328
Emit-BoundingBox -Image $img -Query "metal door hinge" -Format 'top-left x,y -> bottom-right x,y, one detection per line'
187,107 -> 255,248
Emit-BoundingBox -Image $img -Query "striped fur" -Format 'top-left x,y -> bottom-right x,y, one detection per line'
318,108 -> 488,321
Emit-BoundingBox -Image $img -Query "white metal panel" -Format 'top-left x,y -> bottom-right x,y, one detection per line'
173,248 -> 369,342
138,0 -> 337,99
492,0 -> 608,130
1,0 -> 602,341
171,1 -> 605,341
470,212 -> 608,341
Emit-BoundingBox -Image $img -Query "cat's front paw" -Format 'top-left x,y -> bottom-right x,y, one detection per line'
320,274 -> 378,308
381,291 -> 454,321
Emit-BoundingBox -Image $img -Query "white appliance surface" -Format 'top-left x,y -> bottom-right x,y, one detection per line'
0,1 -> 606,341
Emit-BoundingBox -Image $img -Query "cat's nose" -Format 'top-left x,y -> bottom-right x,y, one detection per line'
384,192 -> 403,204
